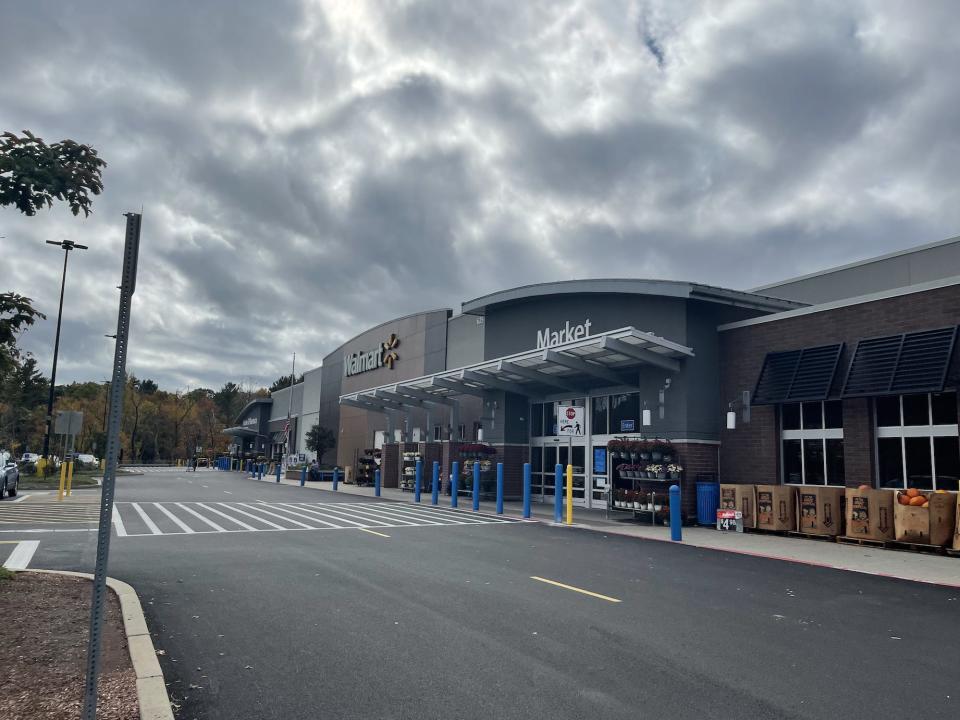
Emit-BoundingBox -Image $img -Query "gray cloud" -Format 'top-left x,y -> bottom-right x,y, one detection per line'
2,0 -> 958,391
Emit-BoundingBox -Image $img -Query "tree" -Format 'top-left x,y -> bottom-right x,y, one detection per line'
136,378 -> 158,394
305,425 -> 336,463
269,374 -> 304,393
0,130 -> 106,217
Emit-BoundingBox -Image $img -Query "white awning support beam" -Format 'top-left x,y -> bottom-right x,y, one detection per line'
600,336 -> 681,373
497,360 -> 584,392
542,349 -> 629,387
461,370 -> 528,396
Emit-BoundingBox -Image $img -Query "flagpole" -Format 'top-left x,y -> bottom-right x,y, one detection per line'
284,352 -> 295,470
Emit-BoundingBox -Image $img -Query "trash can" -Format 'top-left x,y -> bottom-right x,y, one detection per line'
696,480 -> 720,526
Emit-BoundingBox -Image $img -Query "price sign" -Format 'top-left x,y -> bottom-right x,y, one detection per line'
716,509 -> 744,533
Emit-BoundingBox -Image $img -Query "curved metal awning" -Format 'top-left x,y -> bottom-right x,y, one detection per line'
222,426 -> 261,437
340,326 -> 694,413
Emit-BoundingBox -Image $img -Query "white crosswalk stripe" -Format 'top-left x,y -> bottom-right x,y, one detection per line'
111,501 -> 520,538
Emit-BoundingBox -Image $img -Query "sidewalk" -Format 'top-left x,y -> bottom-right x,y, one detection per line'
251,473 -> 960,588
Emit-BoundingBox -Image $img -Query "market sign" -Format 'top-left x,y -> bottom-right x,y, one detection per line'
536,319 -> 592,349
242,417 -> 258,427
344,333 -> 400,377
557,405 -> 585,436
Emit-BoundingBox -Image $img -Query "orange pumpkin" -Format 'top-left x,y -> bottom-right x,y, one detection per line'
858,484 -> 871,491
906,488 -> 920,498
909,495 -> 927,506
922,501 -> 930,508
898,493 -> 912,506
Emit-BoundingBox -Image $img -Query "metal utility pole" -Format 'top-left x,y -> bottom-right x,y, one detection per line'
82,213 -> 141,720
284,352 -> 295,468
41,239 -> 88,463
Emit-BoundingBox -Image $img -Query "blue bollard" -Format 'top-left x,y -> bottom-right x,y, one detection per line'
472,461 -> 481,511
415,459 -> 423,503
451,461 -> 460,508
554,464 -> 563,523
431,461 -> 439,505
670,484 -> 682,541
300,466 -> 306,487
275,463 -> 281,483
375,468 -> 381,497
333,467 -> 339,491
522,463 -> 531,518
496,462 -> 504,515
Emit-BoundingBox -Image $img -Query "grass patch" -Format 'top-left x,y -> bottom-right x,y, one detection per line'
0,567 -> 15,583
20,471 -> 101,490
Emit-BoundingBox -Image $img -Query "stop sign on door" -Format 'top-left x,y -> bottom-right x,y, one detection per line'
565,407 -> 576,420
557,405 -> 584,436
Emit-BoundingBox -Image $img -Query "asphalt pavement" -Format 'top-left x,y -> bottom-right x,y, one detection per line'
4,469 -> 958,719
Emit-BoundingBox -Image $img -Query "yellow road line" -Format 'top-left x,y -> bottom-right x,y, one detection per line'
358,528 -> 391,538
0,540 -> 23,544
529,576 -> 622,603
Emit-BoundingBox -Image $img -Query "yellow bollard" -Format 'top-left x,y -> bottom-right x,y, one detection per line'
566,464 -> 573,525
58,462 -> 67,501
37,457 -> 47,476
66,461 -> 74,497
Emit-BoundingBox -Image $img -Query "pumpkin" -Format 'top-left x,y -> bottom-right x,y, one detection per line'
906,488 -> 920,498
858,484 -> 871,491
922,501 -> 930,508
898,493 -> 912,506
909,495 -> 927,506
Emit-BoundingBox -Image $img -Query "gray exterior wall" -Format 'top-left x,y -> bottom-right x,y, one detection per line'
297,367 -> 323,460
445,313 -> 485,369
752,235 -> 960,304
270,383 -> 303,421
319,309 -> 452,467
479,292 -> 772,442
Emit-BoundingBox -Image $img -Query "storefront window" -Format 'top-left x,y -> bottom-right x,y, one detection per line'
934,436 -> 960,491
546,403 -> 558,436
875,392 -> 959,490
531,403 -> 544,437
781,403 -> 801,431
610,393 -> 639,433
531,447 -> 543,473
781,400 -> 844,485
591,396 -> 609,435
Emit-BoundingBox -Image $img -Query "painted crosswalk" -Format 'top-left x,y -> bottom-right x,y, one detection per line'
112,501 -> 520,538
0,497 -> 101,525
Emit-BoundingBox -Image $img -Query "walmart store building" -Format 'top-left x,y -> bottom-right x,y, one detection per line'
228,237 -> 960,518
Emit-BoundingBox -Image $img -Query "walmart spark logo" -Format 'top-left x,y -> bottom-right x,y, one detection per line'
382,333 -> 400,369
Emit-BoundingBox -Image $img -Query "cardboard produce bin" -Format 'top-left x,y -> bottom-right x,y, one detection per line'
797,486 -> 844,536
845,487 -> 895,541
756,485 -> 796,532
954,493 -> 960,551
719,484 -> 756,529
894,491 -> 956,546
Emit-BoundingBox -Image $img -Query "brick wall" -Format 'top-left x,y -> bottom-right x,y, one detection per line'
674,441 -> 718,519
381,444 -> 399,488
719,284 -> 960,487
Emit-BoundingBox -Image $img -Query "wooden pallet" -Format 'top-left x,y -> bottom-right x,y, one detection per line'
837,535 -> 889,548
787,530 -> 838,542
885,540 -> 947,556
747,527 -> 791,537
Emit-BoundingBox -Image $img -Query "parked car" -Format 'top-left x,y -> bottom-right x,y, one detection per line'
20,452 -> 40,464
76,453 -> 98,466
1,458 -> 19,498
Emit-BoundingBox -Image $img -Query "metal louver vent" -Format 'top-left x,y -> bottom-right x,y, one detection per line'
753,344 -> 843,405
842,326 -> 957,398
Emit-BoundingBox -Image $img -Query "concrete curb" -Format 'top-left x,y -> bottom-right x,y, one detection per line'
25,569 -> 173,720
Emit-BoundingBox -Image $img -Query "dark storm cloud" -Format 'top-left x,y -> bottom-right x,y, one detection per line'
2,1 -> 958,390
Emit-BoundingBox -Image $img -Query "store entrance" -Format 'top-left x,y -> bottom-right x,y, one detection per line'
530,438 -> 588,508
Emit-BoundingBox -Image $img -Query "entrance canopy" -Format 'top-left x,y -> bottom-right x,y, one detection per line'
340,326 -> 694,412
222,426 -> 260,437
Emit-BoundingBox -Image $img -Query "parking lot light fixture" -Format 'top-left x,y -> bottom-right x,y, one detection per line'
41,239 -> 88,463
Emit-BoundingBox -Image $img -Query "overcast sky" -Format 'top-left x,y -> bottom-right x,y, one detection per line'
2,1 -> 958,391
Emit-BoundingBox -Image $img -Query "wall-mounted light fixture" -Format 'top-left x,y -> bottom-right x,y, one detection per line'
642,405 -> 652,427
659,378 -> 672,420
726,390 -> 751,430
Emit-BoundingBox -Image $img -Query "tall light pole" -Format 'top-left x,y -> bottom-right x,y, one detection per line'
41,239 -> 88,463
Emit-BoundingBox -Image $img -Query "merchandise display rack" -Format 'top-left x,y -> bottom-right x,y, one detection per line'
355,448 -> 379,487
399,451 -> 422,492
